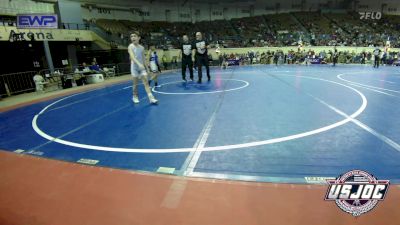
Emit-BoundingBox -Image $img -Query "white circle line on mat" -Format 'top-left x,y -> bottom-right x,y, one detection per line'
32,74 -> 367,153
151,79 -> 249,95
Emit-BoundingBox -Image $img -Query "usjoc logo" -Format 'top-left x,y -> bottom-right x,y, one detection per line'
325,170 -> 389,217
17,14 -> 58,29
359,12 -> 382,20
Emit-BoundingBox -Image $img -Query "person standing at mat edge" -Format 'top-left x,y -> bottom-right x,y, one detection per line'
373,47 -> 381,68
179,34 -> 194,82
193,32 -> 210,83
332,47 -> 338,67
128,31 -> 158,104
148,45 -> 161,88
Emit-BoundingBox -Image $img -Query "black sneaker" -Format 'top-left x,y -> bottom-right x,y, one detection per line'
207,77 -> 211,82
197,79 -> 202,84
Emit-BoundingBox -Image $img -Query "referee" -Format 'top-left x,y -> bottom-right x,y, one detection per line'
179,35 -> 194,82
193,32 -> 211,83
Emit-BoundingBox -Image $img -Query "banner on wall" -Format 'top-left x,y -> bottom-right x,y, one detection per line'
17,14 -> 58,29
227,59 -> 240,66
310,58 -> 322,64
0,27 -> 93,42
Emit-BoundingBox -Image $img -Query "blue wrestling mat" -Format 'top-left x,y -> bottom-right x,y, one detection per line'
1,64 -> 400,183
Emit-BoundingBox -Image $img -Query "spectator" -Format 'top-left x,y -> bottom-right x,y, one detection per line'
162,53 -> 168,70
373,47 -> 381,68
90,62 -> 108,77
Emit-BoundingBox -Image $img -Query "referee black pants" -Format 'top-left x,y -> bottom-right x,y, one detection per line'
374,58 -> 380,68
181,56 -> 193,80
196,55 -> 210,81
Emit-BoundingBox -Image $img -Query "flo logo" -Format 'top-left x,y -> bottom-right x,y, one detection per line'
325,170 -> 389,217
359,12 -> 382,20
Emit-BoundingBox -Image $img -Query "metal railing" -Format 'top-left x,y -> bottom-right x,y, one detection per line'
38,67 -> 72,77
61,23 -> 90,30
0,71 -> 37,96
114,63 -> 130,75
0,61 -> 199,97
87,23 -> 128,47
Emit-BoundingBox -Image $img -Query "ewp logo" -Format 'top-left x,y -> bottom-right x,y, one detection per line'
17,14 -> 58,29
359,12 -> 382,20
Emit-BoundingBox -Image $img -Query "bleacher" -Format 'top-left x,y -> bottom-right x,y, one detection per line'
95,19 -> 129,35
91,12 -> 399,48
264,13 -> 305,46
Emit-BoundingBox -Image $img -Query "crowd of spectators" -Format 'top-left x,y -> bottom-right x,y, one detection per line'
90,12 -> 400,49
218,48 -> 400,66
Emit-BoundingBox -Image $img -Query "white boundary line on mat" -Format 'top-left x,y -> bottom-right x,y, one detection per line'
32,75 -> 367,153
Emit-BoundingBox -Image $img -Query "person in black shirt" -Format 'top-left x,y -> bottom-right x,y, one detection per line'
179,35 -> 194,82
332,48 -> 338,67
193,32 -> 210,83
249,51 -> 254,65
273,51 -> 279,65
373,47 -> 381,68
361,51 -> 366,64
